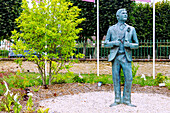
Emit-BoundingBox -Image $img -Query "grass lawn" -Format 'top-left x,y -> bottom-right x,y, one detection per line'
0,72 -> 170,96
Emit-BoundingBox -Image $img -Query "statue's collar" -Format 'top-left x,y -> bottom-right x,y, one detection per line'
117,22 -> 127,26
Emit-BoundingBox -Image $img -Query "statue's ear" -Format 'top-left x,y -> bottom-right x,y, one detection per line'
116,15 -> 119,20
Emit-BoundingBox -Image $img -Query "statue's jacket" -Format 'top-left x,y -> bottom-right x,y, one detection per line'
104,23 -> 139,62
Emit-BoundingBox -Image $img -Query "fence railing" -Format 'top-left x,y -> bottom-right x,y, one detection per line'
0,39 -> 169,59
76,39 -> 170,59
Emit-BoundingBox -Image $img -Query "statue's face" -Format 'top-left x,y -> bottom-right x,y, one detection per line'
119,10 -> 128,21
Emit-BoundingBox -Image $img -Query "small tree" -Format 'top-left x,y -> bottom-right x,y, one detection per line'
11,0 -> 84,86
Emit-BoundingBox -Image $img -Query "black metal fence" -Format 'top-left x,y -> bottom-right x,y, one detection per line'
0,39 -> 169,59
76,39 -> 170,59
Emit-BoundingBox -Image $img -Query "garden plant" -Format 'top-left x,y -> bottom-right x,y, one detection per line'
11,0 -> 84,86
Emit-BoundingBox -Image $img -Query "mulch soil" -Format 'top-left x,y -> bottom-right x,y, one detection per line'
1,83 -> 170,112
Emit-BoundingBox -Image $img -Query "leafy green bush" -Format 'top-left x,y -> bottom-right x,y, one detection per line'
11,0 -> 85,86
52,72 -> 73,84
72,75 -> 86,83
155,73 -> 168,85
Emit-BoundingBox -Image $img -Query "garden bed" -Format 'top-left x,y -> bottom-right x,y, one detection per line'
15,83 -> 170,112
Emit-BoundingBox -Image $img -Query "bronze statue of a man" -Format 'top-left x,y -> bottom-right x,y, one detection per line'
104,8 -> 139,107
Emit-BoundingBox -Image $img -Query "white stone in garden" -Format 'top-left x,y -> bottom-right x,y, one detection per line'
141,74 -> 146,81
27,93 -> 33,97
98,82 -> 102,87
79,73 -> 83,78
159,83 -> 165,87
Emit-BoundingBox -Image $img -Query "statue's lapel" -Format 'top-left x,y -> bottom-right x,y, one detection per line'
110,24 -> 118,40
125,24 -> 131,41
113,24 -> 118,34
113,24 -> 119,39
124,23 -> 128,32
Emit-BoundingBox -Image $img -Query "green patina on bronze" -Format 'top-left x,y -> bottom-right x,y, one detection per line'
104,8 -> 139,107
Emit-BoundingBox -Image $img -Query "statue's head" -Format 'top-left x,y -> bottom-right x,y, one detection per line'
116,8 -> 128,21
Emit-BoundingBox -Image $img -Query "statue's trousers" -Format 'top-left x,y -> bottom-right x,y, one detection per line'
112,54 -> 133,104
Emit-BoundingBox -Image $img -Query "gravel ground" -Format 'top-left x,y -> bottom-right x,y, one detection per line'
39,91 -> 170,113
1,83 -> 169,112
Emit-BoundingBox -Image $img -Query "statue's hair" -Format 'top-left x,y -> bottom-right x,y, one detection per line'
116,8 -> 126,18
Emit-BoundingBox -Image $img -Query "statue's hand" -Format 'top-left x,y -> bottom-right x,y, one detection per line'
114,40 -> 121,46
124,40 -> 131,47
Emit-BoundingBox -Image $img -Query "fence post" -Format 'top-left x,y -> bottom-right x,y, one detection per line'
167,39 -> 168,59
147,40 -> 149,59
148,55 -> 150,60
163,39 -> 165,59
104,46 -> 105,58
156,40 -> 159,59
140,39 -> 143,59
150,40 -> 152,59
160,39 -> 162,59
90,54 -> 91,59
144,39 -> 145,58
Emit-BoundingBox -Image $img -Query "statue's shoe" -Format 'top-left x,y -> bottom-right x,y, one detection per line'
123,103 -> 137,107
109,102 -> 120,107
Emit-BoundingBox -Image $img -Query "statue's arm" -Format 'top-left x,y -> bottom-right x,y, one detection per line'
104,28 -> 120,47
130,28 -> 139,49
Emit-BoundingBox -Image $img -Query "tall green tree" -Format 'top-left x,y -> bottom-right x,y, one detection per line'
129,3 -> 153,40
0,0 -> 22,41
155,1 -> 169,40
70,0 -> 96,58
11,0 -> 84,86
129,0 -> 170,40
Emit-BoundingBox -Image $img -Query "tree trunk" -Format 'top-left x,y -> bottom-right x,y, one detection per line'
36,61 -> 45,85
49,60 -> 52,85
44,64 -> 46,86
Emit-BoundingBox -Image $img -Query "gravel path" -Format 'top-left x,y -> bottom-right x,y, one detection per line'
39,91 -> 170,113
